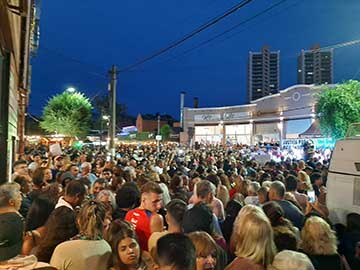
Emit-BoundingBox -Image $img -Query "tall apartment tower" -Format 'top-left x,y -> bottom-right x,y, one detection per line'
248,46 -> 280,102
297,45 -> 333,85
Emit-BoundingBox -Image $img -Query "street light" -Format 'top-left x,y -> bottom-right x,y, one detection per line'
66,87 -> 76,93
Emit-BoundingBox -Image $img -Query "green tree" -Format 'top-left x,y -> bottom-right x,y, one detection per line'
40,91 -> 93,138
92,95 -> 134,130
316,80 -> 360,139
160,124 -> 172,140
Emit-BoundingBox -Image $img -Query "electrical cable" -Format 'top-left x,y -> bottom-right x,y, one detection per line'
39,46 -> 108,79
119,0 -> 254,72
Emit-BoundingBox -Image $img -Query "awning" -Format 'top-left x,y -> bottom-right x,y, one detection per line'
299,120 -> 323,138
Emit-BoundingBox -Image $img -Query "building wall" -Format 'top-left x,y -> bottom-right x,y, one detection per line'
140,120 -> 168,133
183,84 -> 325,145
0,0 -> 33,182
136,115 -> 168,133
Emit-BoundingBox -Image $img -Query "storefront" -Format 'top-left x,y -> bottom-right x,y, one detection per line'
225,124 -> 252,145
182,84 -> 329,146
254,122 -> 280,143
194,125 -> 223,144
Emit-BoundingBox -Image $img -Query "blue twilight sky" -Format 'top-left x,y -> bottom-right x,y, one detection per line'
30,0 -> 360,120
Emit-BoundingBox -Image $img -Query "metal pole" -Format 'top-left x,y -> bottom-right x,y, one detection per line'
109,65 -> 117,158
157,114 -> 160,154
180,91 -> 185,131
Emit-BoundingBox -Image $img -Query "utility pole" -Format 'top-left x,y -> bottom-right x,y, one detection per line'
157,113 -> 160,155
109,65 -> 118,158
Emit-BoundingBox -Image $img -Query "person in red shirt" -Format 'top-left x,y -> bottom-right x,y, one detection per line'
125,181 -> 163,251
229,175 -> 245,199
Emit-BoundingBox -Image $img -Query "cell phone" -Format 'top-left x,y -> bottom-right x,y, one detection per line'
308,190 -> 316,203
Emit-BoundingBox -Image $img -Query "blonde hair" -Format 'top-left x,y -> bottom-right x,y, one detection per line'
78,200 -> 106,239
232,205 -> 276,266
301,216 -> 337,255
298,171 -> 312,191
188,231 -> 217,258
298,160 -> 306,170
216,185 -> 229,208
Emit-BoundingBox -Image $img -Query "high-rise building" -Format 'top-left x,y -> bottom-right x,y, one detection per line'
297,45 -> 333,85
248,46 -> 280,102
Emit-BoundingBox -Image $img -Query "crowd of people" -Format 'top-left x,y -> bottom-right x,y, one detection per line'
0,142 -> 359,270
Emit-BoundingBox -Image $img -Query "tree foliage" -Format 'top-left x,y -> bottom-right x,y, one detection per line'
92,95 -> 134,130
160,124 -> 172,140
40,91 -> 93,138
316,80 -> 360,139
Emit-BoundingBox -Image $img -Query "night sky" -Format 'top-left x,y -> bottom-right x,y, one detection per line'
30,0 -> 360,120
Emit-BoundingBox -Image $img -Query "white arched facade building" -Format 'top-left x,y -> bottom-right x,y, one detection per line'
181,85 -> 325,146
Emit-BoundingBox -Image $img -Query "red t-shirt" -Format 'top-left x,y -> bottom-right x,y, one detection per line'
125,208 -> 152,251
229,187 -> 237,199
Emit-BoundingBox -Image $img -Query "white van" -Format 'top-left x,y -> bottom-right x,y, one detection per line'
327,123 -> 360,225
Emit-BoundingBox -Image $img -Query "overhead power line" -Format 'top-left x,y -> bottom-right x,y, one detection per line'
119,0 -> 254,72
319,39 -> 360,51
157,0 -> 290,66
40,46 -> 108,79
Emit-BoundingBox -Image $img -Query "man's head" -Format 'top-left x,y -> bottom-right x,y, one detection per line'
92,178 -> 106,196
269,181 -> 286,201
247,181 -> 261,196
68,164 -> 79,177
102,168 -> 112,181
195,180 -> 215,204
32,152 -> 42,164
60,171 -> 75,188
140,182 -> 163,213
285,175 -> 298,192
0,182 -> 22,211
257,187 -> 269,205
81,162 -> 92,174
0,208 -> 24,261
156,159 -> 164,168
310,172 -> 323,186
54,156 -> 64,169
13,160 -> 28,176
13,176 -> 31,194
155,233 -> 196,270
165,199 -> 187,229
304,166 -> 313,176
129,159 -> 137,168
182,202 -> 214,235
64,180 -> 86,207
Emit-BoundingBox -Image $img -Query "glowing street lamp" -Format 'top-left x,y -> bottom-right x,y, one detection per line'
66,87 -> 76,93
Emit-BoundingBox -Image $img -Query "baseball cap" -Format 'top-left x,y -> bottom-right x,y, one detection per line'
0,212 -> 24,261
54,155 -> 64,162
60,171 -> 75,183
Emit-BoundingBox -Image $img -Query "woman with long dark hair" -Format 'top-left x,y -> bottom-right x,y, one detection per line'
106,220 -> 153,270
22,193 -> 56,255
